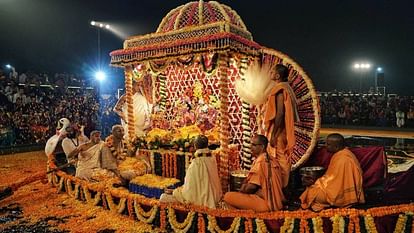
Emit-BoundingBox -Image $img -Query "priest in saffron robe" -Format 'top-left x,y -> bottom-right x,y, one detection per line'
261,64 -> 299,188
223,134 -> 285,212
300,133 -> 365,211
160,135 -> 222,209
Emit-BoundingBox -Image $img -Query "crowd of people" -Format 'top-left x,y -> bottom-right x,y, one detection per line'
0,68 -> 119,146
2,67 -> 414,148
320,93 -> 414,128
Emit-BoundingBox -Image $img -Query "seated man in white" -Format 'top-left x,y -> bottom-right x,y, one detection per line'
75,130 -> 119,182
160,135 -> 222,209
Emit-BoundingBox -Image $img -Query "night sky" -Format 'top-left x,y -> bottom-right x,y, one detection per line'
1,0 -> 413,94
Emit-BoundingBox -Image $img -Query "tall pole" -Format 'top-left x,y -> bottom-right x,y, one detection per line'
97,28 -> 101,69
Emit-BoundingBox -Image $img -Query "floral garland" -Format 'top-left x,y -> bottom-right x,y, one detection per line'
300,218 -> 310,233
158,74 -> 167,111
280,217 -> 294,233
57,176 -> 65,192
245,218 -> 253,233
48,167 -> 414,233
311,216 -> 324,233
364,214 -> 378,233
207,215 -> 241,233
105,194 -> 127,214
150,151 -> 155,174
105,135 -> 129,161
394,213 -> 407,233
255,219 -> 268,233
198,213 -> 206,233
167,207 -> 196,232
66,179 -> 80,198
83,186 -> 101,206
133,199 -> 159,223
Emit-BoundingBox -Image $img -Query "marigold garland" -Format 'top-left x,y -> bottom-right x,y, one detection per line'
83,186 -> 101,206
46,169 -> 414,233
57,176 -> 65,192
280,217 -> 294,233
207,215 -> 241,233
394,213 -> 407,233
311,217 -> 323,233
105,135 -> 129,161
255,219 -> 268,233
133,199 -> 159,223
168,206 -> 196,232
105,194 -> 127,214
353,215 -> 360,233
65,179 -> 78,198
173,153 -> 178,178
198,213 -> 206,233
169,153 -> 173,178
160,208 -> 167,230
364,214 -> 378,233
127,197 -> 134,219
162,153 -> 166,177
300,218 -> 309,233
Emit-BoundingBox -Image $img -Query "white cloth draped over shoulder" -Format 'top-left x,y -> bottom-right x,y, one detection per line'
75,141 -> 116,181
172,148 -> 222,209
122,92 -> 152,138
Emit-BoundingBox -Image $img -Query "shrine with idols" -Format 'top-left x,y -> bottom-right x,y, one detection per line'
45,1 -> 414,232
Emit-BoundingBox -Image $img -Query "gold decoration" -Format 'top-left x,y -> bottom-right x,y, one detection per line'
168,207 -> 196,232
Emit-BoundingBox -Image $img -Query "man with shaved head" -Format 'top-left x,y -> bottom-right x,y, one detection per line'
223,134 -> 286,212
300,133 -> 365,211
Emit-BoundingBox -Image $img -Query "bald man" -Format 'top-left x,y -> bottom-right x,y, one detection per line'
223,135 -> 286,212
300,133 -> 365,211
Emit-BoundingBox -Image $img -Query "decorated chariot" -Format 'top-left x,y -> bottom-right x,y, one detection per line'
46,1 -> 414,232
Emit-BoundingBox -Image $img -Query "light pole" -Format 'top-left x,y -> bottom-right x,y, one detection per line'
90,21 -> 111,70
353,62 -> 371,93
5,64 -> 16,79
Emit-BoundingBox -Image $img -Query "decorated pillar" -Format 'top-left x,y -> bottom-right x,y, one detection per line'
218,53 -> 230,192
158,74 -> 167,111
239,57 -> 253,170
125,66 -> 135,142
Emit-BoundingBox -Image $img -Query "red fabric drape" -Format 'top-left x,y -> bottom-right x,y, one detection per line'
304,146 -> 386,188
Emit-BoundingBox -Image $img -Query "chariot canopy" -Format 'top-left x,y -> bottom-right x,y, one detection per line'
110,0 -> 320,172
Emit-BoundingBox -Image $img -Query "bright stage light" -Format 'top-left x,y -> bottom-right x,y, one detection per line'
105,24 -> 110,29
90,21 -> 96,26
99,23 -> 104,28
377,67 -> 383,72
5,64 -> 12,69
354,63 -> 360,69
95,71 -> 106,81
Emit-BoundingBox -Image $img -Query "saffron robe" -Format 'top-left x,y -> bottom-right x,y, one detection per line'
223,152 -> 285,212
262,82 -> 299,187
300,148 -> 365,211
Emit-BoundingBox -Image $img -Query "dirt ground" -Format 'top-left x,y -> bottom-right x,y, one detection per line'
0,151 -> 155,233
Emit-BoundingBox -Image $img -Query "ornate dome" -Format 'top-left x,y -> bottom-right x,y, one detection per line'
156,0 -> 248,33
